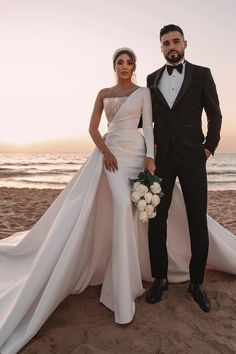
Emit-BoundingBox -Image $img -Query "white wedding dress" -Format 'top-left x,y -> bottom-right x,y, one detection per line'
0,87 -> 236,354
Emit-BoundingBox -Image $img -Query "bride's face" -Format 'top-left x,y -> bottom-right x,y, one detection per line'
114,53 -> 135,80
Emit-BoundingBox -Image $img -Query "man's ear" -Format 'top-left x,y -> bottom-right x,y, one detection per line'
184,40 -> 187,49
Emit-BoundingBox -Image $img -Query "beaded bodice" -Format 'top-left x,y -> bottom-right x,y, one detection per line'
103,97 -> 127,123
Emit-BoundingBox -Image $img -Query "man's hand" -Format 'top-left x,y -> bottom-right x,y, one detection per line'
205,149 -> 211,160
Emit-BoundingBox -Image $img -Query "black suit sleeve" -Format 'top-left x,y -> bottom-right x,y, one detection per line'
202,68 -> 222,154
147,74 -> 152,88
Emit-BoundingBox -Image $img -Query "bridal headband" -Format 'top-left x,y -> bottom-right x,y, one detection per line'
112,47 -> 137,64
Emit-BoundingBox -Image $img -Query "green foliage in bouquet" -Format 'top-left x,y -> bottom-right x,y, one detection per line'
129,170 -> 164,199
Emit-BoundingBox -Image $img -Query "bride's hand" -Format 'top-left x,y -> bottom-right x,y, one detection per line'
103,149 -> 118,172
144,157 -> 156,175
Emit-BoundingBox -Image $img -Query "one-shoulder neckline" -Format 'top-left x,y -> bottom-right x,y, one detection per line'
103,87 -> 142,100
103,96 -> 127,100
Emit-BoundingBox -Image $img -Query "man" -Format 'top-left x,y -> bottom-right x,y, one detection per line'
145,24 -> 222,312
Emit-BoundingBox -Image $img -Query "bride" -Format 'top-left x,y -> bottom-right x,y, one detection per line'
0,47 -> 236,354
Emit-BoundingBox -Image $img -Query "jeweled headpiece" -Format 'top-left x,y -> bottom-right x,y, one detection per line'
112,47 -> 137,64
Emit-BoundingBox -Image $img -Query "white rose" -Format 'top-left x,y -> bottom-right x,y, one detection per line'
131,191 -> 141,204
151,194 -> 160,207
137,199 -> 147,211
132,181 -> 141,191
144,192 -> 152,204
150,211 -> 156,219
150,182 -> 161,194
136,184 -> 148,197
146,204 -> 154,218
139,210 -> 148,222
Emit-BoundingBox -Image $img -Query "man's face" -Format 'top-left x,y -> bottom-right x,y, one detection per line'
160,31 -> 187,64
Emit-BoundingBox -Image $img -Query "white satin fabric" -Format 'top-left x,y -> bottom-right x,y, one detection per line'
0,87 -> 236,354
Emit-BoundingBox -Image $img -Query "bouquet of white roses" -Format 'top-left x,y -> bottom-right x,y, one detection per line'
129,170 -> 164,223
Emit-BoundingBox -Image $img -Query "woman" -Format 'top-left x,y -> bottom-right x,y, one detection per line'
0,47 -> 155,353
88,48 -> 155,324
0,48 -> 236,354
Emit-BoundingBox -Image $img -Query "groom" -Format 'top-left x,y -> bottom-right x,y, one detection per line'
145,24 -> 222,312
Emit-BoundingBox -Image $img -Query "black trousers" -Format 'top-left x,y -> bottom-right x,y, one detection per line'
148,145 -> 209,285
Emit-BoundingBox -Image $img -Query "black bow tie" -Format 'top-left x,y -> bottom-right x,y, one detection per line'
166,63 -> 183,75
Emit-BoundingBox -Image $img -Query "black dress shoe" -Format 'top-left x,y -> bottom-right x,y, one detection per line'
188,283 -> 211,312
145,278 -> 168,304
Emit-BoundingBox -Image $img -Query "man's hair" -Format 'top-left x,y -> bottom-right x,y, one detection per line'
160,24 -> 184,40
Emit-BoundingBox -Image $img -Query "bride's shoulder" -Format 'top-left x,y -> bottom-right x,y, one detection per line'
136,86 -> 150,94
138,87 -> 151,97
97,86 -> 117,99
139,86 -> 150,92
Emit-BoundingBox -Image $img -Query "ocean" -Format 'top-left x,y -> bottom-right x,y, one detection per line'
0,152 -> 236,191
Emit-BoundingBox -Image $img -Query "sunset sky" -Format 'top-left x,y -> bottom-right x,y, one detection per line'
0,0 -> 235,153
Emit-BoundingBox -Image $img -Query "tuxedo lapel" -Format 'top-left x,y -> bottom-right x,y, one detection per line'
172,61 -> 193,108
151,66 -> 170,109
153,65 -> 165,87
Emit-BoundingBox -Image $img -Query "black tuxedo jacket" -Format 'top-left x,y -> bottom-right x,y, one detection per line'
147,61 -> 222,158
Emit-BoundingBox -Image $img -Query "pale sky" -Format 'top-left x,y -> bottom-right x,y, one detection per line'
0,0 -> 235,152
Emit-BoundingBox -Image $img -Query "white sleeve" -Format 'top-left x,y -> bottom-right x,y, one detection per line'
142,88 -> 154,159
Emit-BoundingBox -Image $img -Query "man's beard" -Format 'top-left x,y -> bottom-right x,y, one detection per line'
166,50 -> 185,64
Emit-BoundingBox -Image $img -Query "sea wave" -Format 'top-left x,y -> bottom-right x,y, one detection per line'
0,169 -> 79,178
10,179 -> 66,186
208,180 -> 236,184
208,170 -> 236,175
0,152 -> 236,190
0,161 -> 82,166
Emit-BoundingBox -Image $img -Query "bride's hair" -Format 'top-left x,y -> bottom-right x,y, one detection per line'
112,47 -> 137,69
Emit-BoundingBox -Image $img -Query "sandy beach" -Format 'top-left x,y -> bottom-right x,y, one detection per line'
1,187 -> 236,354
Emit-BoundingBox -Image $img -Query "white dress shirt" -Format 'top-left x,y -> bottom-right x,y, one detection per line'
158,60 -> 186,109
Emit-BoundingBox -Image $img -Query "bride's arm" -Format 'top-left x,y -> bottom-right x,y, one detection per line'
142,88 -> 156,175
89,90 -> 118,172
